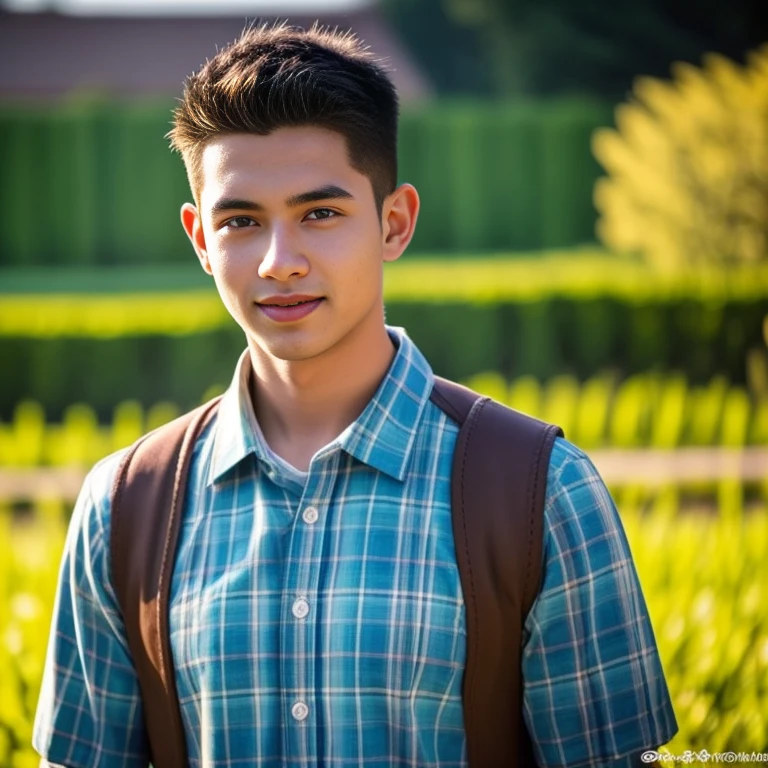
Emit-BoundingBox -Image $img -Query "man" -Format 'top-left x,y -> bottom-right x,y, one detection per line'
34,22 -> 677,767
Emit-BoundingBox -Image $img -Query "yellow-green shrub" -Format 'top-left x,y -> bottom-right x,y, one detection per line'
1,374 -> 766,473
593,44 -> 768,269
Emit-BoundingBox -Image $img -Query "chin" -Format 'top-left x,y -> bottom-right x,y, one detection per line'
251,331 -> 335,364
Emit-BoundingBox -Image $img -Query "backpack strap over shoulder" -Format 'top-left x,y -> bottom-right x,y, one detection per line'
430,376 -> 563,768
110,396 -> 221,768
109,376 -> 561,768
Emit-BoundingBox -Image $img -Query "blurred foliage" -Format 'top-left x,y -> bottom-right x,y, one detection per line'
2,497 -> 767,764
0,399 -> 181,468
0,504 -> 66,768
3,253 -> 767,417
1,373 -> 766,477
0,101 -> 609,263
384,0 -> 766,100
380,0 -> 492,96
0,291 -> 224,337
623,497 -> 768,753
593,45 -> 768,269
3,253 -> 768,336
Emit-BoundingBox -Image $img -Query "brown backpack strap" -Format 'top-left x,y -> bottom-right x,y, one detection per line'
110,396 -> 221,768
109,376 -> 560,768
430,376 -> 563,768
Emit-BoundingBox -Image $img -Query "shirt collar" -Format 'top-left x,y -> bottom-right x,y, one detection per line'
207,347 -> 263,486
208,326 -> 435,485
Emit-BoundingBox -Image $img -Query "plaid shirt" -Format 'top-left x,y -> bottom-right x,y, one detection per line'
34,326 -> 677,768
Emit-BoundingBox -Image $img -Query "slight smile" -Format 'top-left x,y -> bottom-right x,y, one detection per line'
256,294 -> 325,322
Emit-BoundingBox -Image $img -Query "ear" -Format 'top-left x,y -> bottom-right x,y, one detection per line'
381,183 -> 420,263
181,202 -> 212,275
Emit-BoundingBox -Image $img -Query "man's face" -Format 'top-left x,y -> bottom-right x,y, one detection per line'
181,126 -> 414,364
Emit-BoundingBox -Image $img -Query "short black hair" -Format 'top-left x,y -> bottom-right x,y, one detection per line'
168,21 -> 399,212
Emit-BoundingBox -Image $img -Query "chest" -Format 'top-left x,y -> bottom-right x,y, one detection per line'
168,460 -> 466,698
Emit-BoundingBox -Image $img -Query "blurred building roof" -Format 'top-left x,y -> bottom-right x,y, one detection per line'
2,0 -> 372,12
0,7 -> 432,103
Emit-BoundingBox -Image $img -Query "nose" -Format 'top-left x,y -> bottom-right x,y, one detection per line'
258,224 -> 309,281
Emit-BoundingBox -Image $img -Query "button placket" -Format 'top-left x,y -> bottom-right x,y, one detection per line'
284,453 -> 340,753
282,497 -> 316,749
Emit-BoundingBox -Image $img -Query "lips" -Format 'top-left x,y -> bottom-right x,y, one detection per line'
256,295 -> 324,322
257,294 -> 322,307
264,299 -> 312,307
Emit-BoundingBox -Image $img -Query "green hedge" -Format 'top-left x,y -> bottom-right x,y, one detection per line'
2,255 -> 767,417
0,99 -> 613,266
2,498 -> 767,765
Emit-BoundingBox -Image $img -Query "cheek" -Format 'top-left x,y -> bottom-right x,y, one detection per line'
331,218 -> 383,274
208,238 -> 250,281
207,250 -> 254,310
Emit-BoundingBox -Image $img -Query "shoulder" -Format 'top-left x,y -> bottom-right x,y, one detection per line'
546,436 -> 604,494
79,399 -> 221,530
544,437 -> 619,543
70,446 -> 132,544
525,438 -> 679,761
87,445 -> 132,496
538,436 -> 640,612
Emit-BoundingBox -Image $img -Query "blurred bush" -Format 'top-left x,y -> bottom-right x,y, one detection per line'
0,99 -> 611,266
1,373 -> 766,473
625,498 -> 768,753
0,503 -> 66,767
593,44 -> 768,269
2,254 -> 767,417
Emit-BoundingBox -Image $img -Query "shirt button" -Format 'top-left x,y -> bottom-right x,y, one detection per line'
292,597 -> 310,619
302,506 -> 319,524
291,700 -> 309,721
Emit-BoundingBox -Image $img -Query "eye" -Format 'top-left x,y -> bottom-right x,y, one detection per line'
304,208 -> 339,221
224,216 -> 257,229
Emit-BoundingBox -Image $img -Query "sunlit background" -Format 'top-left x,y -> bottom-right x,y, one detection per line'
1,0 -> 767,763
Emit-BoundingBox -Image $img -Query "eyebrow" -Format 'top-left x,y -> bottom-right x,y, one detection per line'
210,184 -> 354,214
286,184 -> 354,207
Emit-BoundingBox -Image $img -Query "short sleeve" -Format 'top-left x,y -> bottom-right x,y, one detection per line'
522,438 -> 678,767
32,452 -> 150,768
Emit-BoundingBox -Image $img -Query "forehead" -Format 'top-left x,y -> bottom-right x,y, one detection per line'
198,127 -> 365,207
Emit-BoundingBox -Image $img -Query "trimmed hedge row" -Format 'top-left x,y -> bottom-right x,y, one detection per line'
5,250 -> 768,304
0,99 -> 612,267
2,255 -> 767,418
2,301 -> 765,420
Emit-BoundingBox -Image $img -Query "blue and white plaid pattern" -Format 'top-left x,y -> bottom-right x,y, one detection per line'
34,326 -> 677,767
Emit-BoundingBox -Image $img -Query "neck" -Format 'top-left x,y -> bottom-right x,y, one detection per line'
247,318 -> 396,471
